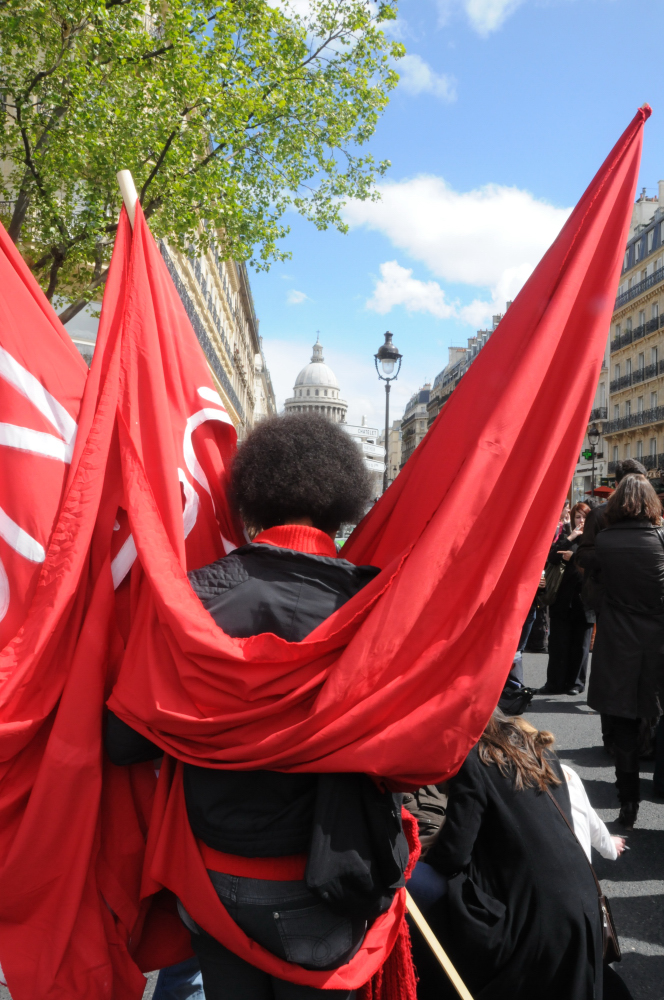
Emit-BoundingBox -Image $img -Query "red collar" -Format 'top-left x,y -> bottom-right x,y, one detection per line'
253,524 -> 337,558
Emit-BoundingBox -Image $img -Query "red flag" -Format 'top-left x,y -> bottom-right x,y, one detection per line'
0,106 -> 650,997
0,225 -> 87,649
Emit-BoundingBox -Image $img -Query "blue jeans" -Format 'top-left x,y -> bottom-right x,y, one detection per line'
153,957 -> 205,1000
186,873 -> 363,999
407,860 -> 448,914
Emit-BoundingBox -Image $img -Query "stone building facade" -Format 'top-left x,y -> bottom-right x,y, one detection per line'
400,385 -> 431,468
576,184 -> 664,497
377,419 -> 402,489
426,308 -> 509,427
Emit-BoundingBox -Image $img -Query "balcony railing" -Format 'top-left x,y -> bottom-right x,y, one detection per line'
610,314 -> 664,352
603,405 -> 664,434
609,359 -> 664,392
615,265 -> 664,309
589,407 -> 608,421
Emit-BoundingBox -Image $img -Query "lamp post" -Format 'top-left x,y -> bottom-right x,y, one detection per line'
375,331 -> 402,493
588,423 -> 601,495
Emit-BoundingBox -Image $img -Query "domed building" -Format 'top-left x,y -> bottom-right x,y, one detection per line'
284,337 -> 348,423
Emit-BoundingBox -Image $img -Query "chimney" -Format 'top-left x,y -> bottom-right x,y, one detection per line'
658,180 -> 664,209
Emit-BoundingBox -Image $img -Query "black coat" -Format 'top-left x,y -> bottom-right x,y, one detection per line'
588,520 -> 664,718
548,534 -> 592,622
425,747 -> 602,1000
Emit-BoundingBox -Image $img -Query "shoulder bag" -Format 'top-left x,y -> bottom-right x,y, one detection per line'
545,787 -> 621,964
540,559 -> 566,606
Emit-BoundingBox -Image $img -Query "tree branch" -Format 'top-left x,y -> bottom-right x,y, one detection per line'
140,128 -> 179,201
57,267 -> 110,325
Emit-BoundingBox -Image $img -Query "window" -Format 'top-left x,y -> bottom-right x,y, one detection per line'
599,383 -> 606,407
626,359 -> 632,375
625,400 -> 631,416
306,389 -> 310,396
652,347 -> 659,365
648,230 -> 655,253
614,404 -> 620,419
626,318 -> 632,331
324,389 -> 328,396
613,445 -> 619,462
638,396 -> 644,412
651,438 -> 657,456
315,389 -> 319,396
635,241 -> 641,261
637,440 -> 644,458
614,364 -> 620,380
624,251 -> 629,269
625,443 -> 631,458
639,353 -> 645,369
639,310 -> 646,327
628,277 -> 633,290
652,391 -> 658,408
653,303 -> 660,320
616,323 -> 621,338
642,270 -> 648,283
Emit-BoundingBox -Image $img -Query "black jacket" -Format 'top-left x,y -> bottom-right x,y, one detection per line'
426,747 -> 602,1000
588,520 -> 664,718
575,502 -> 609,614
547,534 -> 591,622
106,542 -> 380,855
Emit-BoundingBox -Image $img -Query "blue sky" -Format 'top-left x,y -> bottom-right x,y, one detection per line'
254,0 -> 664,427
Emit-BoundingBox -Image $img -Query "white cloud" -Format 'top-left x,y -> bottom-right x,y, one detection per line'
287,289 -> 308,305
437,0 -> 526,36
368,261 -> 457,318
344,175 -> 570,323
398,54 -> 457,103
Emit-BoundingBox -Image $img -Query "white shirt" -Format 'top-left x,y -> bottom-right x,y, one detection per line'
561,764 -> 617,862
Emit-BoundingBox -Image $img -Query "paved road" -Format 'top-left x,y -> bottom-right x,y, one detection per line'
524,651 -> 664,1000
4,650 -> 662,1000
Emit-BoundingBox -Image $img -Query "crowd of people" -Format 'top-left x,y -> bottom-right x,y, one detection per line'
101,420 -> 663,1000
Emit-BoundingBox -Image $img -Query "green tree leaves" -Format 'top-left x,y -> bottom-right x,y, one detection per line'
0,0 -> 402,318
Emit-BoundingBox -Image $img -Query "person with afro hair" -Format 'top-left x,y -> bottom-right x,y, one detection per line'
105,413 -> 410,1000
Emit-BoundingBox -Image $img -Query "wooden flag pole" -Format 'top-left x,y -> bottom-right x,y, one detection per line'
405,890 -> 474,1000
116,169 -> 139,229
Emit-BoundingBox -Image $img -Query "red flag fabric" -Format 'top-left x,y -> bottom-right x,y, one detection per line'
0,226 -> 87,649
0,105 -> 650,998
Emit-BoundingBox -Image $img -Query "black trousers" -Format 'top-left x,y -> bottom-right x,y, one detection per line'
188,873 -> 361,1000
545,609 -> 593,693
605,715 -> 641,803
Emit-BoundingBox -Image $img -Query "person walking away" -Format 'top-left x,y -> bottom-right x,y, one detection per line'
410,711 -> 605,1000
105,414 -> 410,1000
576,461 -> 647,753
540,502 -> 594,695
587,474 -> 664,829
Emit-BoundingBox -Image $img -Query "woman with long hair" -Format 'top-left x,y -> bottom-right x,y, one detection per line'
412,712 -> 628,1000
588,474 -> 664,829
540,501 -> 594,695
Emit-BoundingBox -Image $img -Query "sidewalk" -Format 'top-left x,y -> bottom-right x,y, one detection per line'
524,651 -> 664,1000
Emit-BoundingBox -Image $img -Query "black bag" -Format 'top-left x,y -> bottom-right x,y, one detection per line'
546,788 -> 621,964
305,774 -> 409,922
540,560 -> 565,606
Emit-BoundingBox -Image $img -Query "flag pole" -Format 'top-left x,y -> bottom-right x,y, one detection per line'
116,169 -> 139,229
405,890 -> 474,1000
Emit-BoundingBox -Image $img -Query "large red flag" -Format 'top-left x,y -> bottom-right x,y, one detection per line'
0,105 -> 650,998
0,226 -> 87,650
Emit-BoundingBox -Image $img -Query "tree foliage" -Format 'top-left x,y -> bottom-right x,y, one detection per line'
0,0 -> 402,320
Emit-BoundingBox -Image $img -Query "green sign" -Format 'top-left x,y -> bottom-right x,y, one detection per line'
582,449 -> 593,460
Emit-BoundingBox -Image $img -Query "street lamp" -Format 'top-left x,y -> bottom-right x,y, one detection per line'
588,423 -> 601,495
375,331 -> 402,493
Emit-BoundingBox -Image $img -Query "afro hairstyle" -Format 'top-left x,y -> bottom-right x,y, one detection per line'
229,413 -> 373,534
